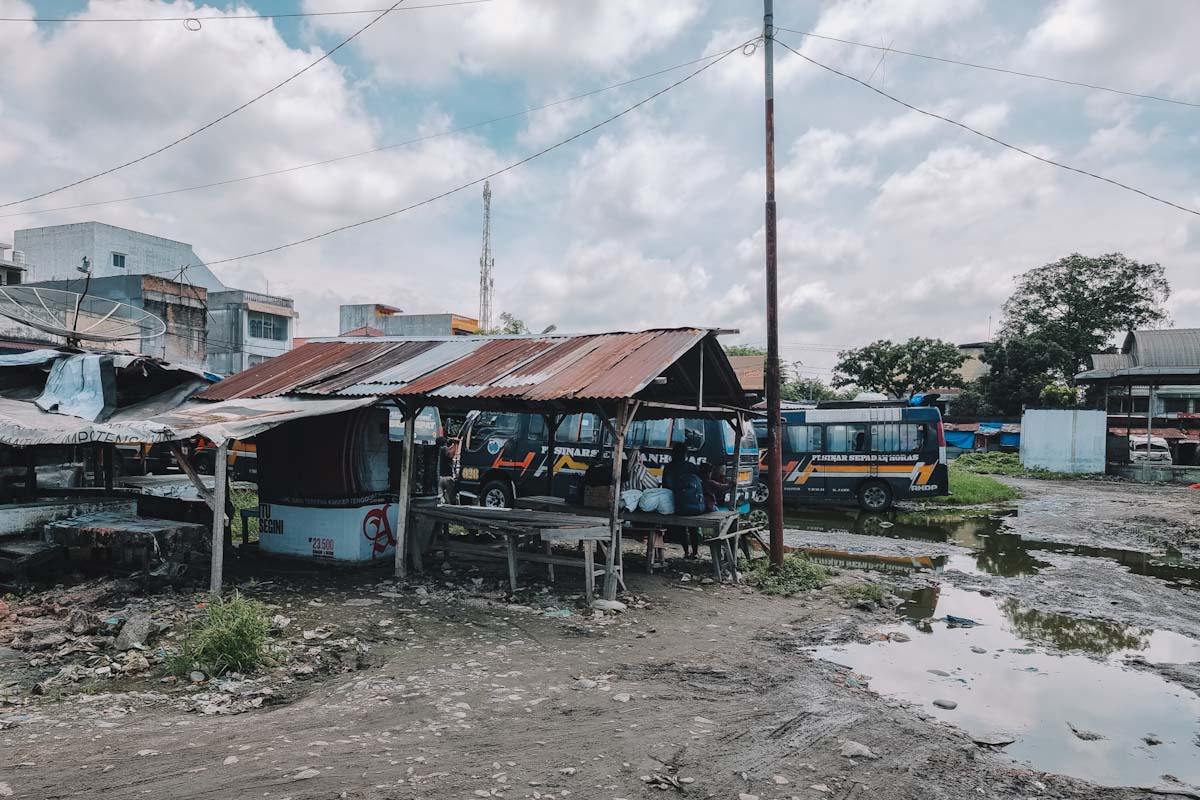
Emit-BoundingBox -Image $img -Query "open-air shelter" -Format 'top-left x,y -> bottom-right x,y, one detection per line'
190,327 -> 753,599
1076,328 -> 1200,470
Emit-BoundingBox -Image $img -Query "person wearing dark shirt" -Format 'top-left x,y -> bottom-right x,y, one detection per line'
436,437 -> 456,504
699,461 -> 729,513
662,442 -> 702,558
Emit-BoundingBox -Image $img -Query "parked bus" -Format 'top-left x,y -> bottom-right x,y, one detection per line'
751,406 -> 948,512
456,412 -> 760,511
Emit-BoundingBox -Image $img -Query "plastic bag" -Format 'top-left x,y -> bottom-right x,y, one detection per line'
620,489 -> 643,512
638,487 -> 672,512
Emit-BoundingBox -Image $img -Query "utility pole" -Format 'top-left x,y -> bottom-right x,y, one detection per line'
762,0 -> 785,567
479,181 -> 495,333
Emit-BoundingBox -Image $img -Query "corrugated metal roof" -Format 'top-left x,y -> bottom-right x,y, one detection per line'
1079,328 -> 1200,384
196,328 -> 745,410
1127,328 -> 1200,367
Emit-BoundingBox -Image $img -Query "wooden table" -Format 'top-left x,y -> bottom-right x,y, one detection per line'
513,495 -> 744,582
411,505 -> 614,603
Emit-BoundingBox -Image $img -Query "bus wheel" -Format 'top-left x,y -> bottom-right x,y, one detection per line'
857,480 -> 893,512
751,483 -> 769,504
479,479 -> 513,509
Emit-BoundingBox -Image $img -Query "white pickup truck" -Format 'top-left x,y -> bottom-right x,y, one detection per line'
1129,435 -> 1173,464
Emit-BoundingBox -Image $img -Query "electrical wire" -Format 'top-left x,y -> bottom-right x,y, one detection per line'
0,1 -> 409,210
3,1 -> 488,23
774,38 -> 1200,218
168,41 -> 745,271
0,45 -> 737,220
774,25 -> 1200,109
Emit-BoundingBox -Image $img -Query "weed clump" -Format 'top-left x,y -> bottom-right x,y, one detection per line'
169,592 -> 270,677
747,553 -> 828,596
837,582 -> 886,605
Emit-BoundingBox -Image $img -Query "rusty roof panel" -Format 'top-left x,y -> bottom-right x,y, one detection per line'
197,342 -> 356,401
195,329 -> 743,410
579,329 -> 704,399
392,339 -> 531,397
302,340 -> 439,395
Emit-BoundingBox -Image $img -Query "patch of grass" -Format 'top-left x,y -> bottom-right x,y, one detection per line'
168,592 -> 270,677
229,486 -> 259,543
837,582 -> 886,605
928,465 -> 1021,506
951,451 -> 1086,481
746,553 -> 829,596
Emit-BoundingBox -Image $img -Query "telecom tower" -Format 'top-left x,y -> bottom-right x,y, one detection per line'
478,181 -> 494,333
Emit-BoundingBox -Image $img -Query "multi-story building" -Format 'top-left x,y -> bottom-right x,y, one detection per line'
339,304 -> 478,337
11,222 -> 294,374
0,243 -> 28,286
206,289 -> 297,374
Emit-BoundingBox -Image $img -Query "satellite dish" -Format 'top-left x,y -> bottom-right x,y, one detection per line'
0,286 -> 166,346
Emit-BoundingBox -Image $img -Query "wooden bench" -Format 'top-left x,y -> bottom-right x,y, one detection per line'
411,505 -> 614,603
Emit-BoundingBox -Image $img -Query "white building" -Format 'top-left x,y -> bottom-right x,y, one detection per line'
12,222 -> 294,375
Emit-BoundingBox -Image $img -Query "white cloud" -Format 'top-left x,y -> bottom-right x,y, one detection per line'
302,0 -> 705,87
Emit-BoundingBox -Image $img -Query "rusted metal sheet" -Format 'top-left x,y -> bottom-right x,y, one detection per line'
197,342 -> 364,401
302,341 -> 438,395
195,328 -> 745,410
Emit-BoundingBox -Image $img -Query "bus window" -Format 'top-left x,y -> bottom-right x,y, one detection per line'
785,424 -> 822,453
578,414 -> 602,444
872,423 -> 923,452
827,423 -> 868,453
467,412 -> 521,452
528,414 -> 547,441
672,418 -> 705,450
638,419 -> 671,449
556,414 -> 581,443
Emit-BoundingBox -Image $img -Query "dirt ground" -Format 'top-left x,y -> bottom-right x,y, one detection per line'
998,478 -> 1200,556
1,478 -> 1197,800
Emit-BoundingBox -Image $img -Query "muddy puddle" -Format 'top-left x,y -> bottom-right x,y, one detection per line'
784,508 -> 1200,587
816,585 -> 1200,789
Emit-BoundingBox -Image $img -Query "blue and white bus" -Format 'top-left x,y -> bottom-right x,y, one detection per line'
752,406 -> 949,512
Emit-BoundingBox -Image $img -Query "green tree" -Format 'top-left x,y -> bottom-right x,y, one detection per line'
1000,252 -> 1170,379
724,345 -> 767,357
484,312 -> 529,335
781,377 -> 845,404
1038,383 -> 1079,408
979,335 -> 1071,415
833,338 -> 965,398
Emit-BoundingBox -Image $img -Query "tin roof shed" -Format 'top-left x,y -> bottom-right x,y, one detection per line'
197,328 -> 749,417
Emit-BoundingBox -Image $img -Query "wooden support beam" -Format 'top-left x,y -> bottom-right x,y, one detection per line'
602,401 -> 636,601
209,442 -> 229,592
103,443 -> 116,491
170,444 -> 215,510
394,409 -> 417,579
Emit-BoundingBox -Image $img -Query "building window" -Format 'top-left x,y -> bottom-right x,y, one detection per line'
248,311 -> 288,341
112,252 -> 126,269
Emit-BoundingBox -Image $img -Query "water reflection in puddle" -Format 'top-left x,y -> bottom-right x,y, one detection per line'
783,508 -> 1200,586
815,586 -> 1200,788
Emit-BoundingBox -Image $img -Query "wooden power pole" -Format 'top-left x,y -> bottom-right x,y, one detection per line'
762,0 -> 785,567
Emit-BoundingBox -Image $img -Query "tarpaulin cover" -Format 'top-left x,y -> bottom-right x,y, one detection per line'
944,430 -> 976,449
0,392 -> 375,447
1001,431 -> 1021,447
35,354 -> 114,421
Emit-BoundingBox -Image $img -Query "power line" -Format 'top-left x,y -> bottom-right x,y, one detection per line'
173,42 -> 745,271
0,1 -> 409,210
774,25 -> 1200,109
0,46 -> 736,220
3,1 -> 488,23
775,38 -> 1200,218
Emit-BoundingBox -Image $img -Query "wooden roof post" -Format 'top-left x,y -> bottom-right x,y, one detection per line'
209,441 -> 229,593
394,403 -> 417,580
602,401 -> 638,601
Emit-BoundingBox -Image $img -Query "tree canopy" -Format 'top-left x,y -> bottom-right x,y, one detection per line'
978,334 -> 1072,416
484,312 -> 529,335
1000,252 -> 1170,379
723,345 -> 767,357
833,338 -> 965,398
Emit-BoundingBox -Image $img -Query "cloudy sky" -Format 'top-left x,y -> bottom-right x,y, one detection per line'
2,0 -> 1198,379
